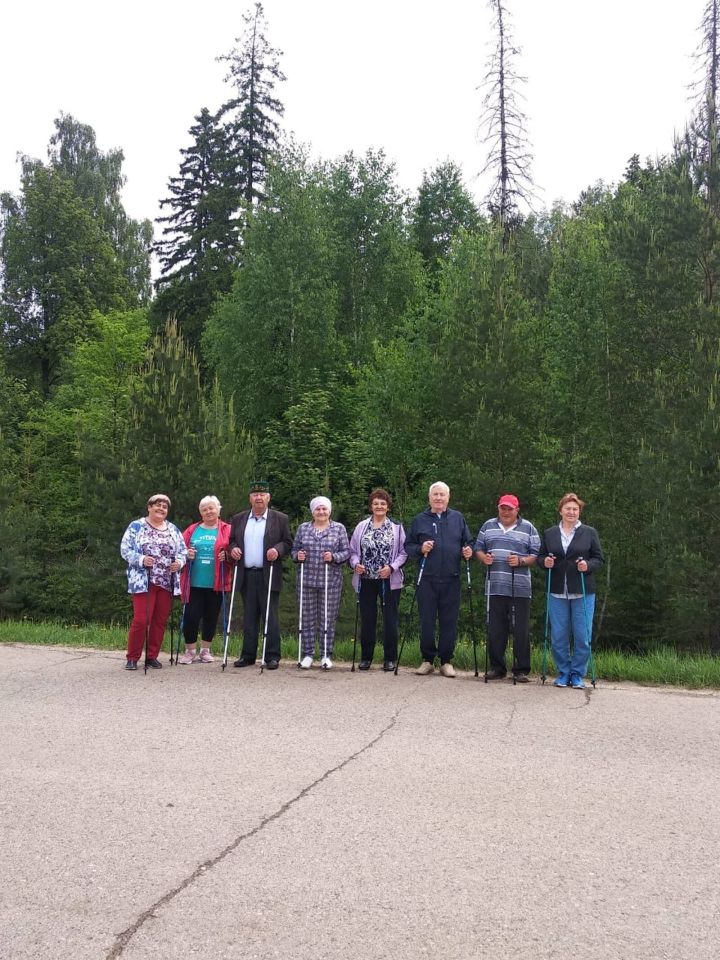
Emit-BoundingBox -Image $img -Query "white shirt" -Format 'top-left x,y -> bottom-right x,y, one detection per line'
244,511 -> 267,568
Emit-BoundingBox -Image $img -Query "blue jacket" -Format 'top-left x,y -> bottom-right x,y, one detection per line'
405,508 -> 473,578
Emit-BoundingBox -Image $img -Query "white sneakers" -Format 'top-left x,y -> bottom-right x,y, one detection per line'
300,655 -> 333,669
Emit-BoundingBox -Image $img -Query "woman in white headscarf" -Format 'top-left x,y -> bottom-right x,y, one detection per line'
291,496 -> 350,669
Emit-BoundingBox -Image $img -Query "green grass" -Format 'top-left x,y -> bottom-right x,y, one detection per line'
1,619 -> 719,688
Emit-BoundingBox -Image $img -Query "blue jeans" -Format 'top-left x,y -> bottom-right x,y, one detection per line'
549,594 -> 595,681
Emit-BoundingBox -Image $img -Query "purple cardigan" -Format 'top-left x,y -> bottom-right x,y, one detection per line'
349,517 -> 407,591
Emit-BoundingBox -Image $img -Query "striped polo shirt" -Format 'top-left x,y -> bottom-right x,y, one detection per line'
474,516 -> 541,598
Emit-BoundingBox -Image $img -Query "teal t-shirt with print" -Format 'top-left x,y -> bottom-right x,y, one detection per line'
190,527 -> 218,588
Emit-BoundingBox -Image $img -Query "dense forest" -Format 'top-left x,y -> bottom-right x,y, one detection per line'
1,1 -> 719,653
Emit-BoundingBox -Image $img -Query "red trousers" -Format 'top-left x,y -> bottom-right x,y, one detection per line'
127,585 -> 173,661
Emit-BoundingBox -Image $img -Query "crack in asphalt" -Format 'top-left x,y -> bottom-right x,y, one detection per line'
106,702 -> 406,958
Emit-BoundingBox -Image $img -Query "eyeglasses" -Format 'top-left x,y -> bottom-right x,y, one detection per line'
150,500 -> 169,508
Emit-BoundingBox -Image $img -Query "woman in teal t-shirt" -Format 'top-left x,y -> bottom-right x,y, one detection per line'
178,496 -> 232,663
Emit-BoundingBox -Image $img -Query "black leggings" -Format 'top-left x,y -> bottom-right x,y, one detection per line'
183,587 -> 222,645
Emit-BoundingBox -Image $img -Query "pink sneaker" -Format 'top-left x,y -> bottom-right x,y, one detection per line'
198,648 -> 215,663
178,650 -> 196,665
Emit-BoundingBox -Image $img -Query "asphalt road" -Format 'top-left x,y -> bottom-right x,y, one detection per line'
1,643 -> 719,960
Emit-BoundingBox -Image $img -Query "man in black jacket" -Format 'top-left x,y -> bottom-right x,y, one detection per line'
229,481 -> 292,670
405,482 -> 473,677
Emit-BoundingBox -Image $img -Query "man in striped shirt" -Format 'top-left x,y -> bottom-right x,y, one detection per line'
474,494 -> 540,682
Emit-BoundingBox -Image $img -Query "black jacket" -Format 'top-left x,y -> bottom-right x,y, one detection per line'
537,524 -> 603,595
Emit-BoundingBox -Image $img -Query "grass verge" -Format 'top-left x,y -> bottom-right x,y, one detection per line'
1,620 -> 719,688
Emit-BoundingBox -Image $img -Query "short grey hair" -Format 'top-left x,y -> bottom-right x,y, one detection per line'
428,481 -> 450,497
199,495 -> 222,512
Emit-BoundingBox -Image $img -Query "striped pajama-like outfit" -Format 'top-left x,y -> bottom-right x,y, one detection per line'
292,520 -> 350,658
299,578 -> 343,657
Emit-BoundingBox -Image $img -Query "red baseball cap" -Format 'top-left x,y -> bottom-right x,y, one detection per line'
498,494 -> 519,509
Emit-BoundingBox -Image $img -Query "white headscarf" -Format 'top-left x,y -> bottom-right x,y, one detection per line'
310,496 -> 332,514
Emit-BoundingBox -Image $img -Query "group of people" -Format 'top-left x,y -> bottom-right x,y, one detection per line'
120,481 -> 604,687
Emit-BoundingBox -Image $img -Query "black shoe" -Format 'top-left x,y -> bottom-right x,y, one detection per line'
358,660 -> 372,671
265,659 -> 279,670
234,657 -> 256,668
145,658 -> 162,669
514,673 -> 530,683
125,659 -> 137,671
383,661 -> 396,672
484,669 -> 506,681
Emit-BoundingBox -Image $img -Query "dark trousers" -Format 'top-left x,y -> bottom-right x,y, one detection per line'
417,576 -> 461,664
183,587 -> 221,645
359,580 -> 400,661
241,569 -> 281,661
488,594 -> 531,674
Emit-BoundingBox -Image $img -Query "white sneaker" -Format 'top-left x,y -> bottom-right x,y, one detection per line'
300,656 -> 313,670
321,656 -> 333,670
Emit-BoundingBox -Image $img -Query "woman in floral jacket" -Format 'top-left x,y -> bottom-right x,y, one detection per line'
120,493 -> 187,671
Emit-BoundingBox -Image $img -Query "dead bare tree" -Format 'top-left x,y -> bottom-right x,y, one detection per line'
478,0 -> 535,248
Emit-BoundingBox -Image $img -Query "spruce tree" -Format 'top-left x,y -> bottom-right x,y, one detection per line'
218,1 -> 286,204
153,108 -> 239,348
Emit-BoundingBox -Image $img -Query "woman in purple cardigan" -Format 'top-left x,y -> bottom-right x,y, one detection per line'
349,488 -> 408,672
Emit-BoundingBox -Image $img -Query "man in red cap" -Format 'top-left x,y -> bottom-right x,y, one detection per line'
474,494 -> 540,681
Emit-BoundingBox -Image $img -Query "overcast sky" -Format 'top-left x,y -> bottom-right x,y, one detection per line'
1,0 -> 707,233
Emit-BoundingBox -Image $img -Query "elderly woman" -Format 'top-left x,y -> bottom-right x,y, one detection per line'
120,493 -> 187,671
178,495 -> 232,664
292,496 -> 351,670
349,488 -> 407,672
537,492 -> 604,689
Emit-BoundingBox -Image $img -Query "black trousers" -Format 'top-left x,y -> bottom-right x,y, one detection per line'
358,580 -> 400,661
183,587 -> 222,645
241,569 -> 281,661
417,576 -> 461,664
488,594 -> 531,674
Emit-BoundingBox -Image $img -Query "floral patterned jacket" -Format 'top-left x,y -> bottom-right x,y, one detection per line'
120,518 -> 187,595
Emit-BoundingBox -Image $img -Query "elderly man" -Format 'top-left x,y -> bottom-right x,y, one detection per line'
229,481 -> 292,670
474,494 -> 540,682
405,481 -> 474,677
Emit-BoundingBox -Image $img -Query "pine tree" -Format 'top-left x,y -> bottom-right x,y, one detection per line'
218,2 -> 286,204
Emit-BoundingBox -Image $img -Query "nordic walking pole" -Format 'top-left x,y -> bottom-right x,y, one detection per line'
143,580 -> 150,675
297,561 -> 304,668
579,561 -> 597,688
510,564 -> 517,685
260,562 -> 275,673
179,558 -> 193,658
484,565 -> 490,682
169,569 -> 176,665
395,555 -> 427,676
466,558 -> 479,678
219,559 -> 227,656
351,579 -> 360,672
322,560 -> 329,669
541,557 -> 553,684
222,564 -> 238,672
